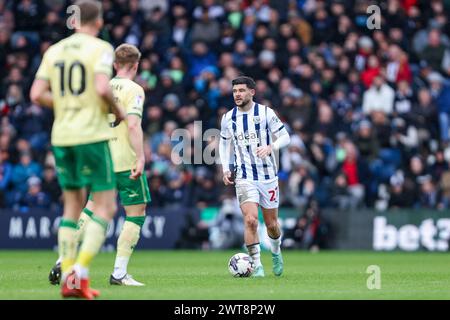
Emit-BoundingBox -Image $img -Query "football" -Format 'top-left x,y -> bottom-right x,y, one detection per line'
228,253 -> 254,277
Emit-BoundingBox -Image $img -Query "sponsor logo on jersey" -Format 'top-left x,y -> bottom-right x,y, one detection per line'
236,132 -> 260,146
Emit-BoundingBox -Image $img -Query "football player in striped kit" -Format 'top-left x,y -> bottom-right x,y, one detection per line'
219,76 -> 291,277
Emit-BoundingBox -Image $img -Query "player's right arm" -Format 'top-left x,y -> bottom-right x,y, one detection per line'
219,114 -> 234,185
94,45 -> 126,122
30,51 -> 53,108
30,79 -> 53,108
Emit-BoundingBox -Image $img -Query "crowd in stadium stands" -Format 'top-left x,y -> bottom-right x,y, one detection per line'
1,0 -> 450,215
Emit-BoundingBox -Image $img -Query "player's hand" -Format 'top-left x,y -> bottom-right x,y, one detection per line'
223,170 -> 234,186
256,145 -> 272,159
130,158 -> 145,180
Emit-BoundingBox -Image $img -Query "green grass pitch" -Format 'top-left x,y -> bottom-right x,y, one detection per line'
0,250 -> 449,300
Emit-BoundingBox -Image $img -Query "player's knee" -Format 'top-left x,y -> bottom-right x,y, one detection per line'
266,221 -> 279,233
245,216 -> 258,231
267,225 -> 280,238
97,200 -> 117,218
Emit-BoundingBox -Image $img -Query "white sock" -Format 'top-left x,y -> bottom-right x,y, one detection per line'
269,235 -> 281,255
73,263 -> 89,279
56,257 -> 62,265
112,256 -> 129,279
247,243 -> 262,268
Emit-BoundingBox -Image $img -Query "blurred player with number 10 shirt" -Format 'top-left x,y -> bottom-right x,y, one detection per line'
48,43 -> 151,288
30,0 -> 125,299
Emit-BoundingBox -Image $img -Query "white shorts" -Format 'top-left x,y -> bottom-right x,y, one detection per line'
235,179 -> 279,209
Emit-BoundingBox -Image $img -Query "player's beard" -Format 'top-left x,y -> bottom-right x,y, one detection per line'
236,96 -> 252,110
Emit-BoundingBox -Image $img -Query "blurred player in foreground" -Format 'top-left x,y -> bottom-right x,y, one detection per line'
48,43 -> 150,287
30,0 -> 125,299
219,76 -> 291,277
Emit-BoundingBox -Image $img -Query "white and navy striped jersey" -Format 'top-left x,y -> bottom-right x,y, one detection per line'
220,102 -> 288,182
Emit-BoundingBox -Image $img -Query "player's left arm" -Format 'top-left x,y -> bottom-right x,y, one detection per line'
30,51 -> 53,108
128,88 -> 145,180
256,108 -> 290,159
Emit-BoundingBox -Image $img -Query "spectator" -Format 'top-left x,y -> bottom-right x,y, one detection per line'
428,72 -> 450,143
289,200 -> 327,251
420,28 -> 449,75
12,0 -> 43,43
0,149 -> 12,207
2,67 -> 28,97
139,0 -> 168,16
439,171 -> 450,209
10,98 -> 50,152
308,131 -> 334,178
16,176 -> 50,211
430,149 -> 448,181
390,117 -> 419,160
193,0 -> 225,21
331,173 -> 356,210
354,120 -> 379,162
145,6 -> 171,55
191,167 -> 220,208
394,80 -> 414,116
313,101 -> 339,138
362,75 -> 395,116
148,173 -> 166,208
347,69 -> 364,107
136,58 -> 157,92
411,87 -> 438,142
334,141 -> 367,208
388,171 -> 415,209
171,16 -> 190,49
40,10 -> 66,43
150,142 -> 172,177
287,163 -> 316,211
161,168 -> 189,207
152,70 -> 186,108
41,165 -> 61,208
309,8 -> 333,45
417,175 -> 440,209
191,8 -> 221,46
404,155 -> 428,202
150,120 -> 178,154
281,134 -> 304,174
11,152 -> 42,196
187,41 -> 217,78
168,56 -> 186,85
385,45 -> 412,85
361,55 -> 381,88
208,197 -> 244,249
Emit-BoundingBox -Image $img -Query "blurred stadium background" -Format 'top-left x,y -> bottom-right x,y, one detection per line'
1,0 -> 450,255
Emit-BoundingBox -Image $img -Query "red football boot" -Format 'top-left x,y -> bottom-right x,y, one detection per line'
61,272 -> 99,300
89,286 -> 100,298
61,271 -> 82,298
77,278 -> 96,300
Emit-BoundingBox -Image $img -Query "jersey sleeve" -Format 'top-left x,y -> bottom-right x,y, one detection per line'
219,113 -> 234,173
267,107 -> 285,136
126,85 -> 145,118
220,114 -> 231,140
93,43 -> 114,77
35,50 -> 51,81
